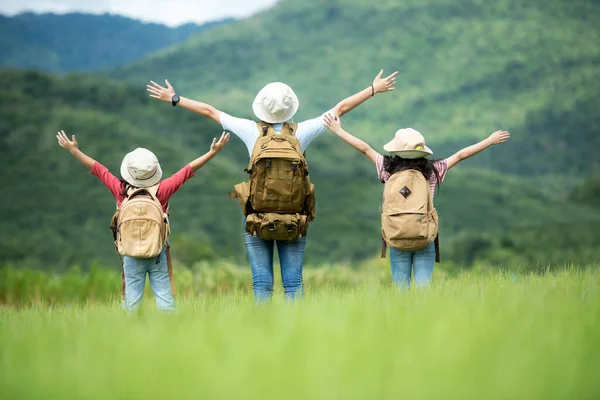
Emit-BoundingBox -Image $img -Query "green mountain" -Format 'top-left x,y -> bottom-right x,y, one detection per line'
0,13 -> 232,72
111,0 -> 600,176
2,0 -> 600,270
1,69 -> 599,271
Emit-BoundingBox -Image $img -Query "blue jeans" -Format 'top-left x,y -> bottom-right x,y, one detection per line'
122,246 -> 175,311
389,241 -> 436,288
244,232 -> 306,302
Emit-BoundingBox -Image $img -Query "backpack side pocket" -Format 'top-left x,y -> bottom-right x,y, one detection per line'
230,182 -> 252,216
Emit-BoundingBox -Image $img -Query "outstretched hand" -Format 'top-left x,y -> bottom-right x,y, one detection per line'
372,70 -> 398,94
56,130 -> 79,153
488,130 -> 511,145
211,132 -> 230,153
147,79 -> 176,102
323,113 -> 343,134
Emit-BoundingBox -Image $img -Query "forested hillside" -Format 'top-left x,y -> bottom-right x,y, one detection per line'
1,0 -> 599,270
111,0 -> 600,177
0,13 -> 232,72
2,69 -> 599,270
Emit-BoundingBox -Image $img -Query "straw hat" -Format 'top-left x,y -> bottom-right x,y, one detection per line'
252,82 -> 299,124
120,148 -> 162,188
383,128 -> 433,159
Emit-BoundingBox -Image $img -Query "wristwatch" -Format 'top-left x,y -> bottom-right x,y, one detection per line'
171,94 -> 180,107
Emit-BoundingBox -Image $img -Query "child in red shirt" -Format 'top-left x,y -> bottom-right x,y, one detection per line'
56,130 -> 230,310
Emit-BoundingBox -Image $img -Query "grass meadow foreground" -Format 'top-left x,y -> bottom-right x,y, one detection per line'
1,269 -> 599,399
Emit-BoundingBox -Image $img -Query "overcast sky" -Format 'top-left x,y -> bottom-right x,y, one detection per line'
0,0 -> 280,26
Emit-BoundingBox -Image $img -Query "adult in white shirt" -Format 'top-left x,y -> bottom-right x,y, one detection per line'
147,71 -> 397,301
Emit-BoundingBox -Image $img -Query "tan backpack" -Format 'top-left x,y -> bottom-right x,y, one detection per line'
381,169 -> 438,252
111,185 -> 170,258
109,184 -> 176,298
230,122 -> 316,241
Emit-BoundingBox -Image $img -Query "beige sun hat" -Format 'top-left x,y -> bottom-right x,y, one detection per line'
383,128 -> 433,159
252,82 -> 300,124
120,148 -> 162,188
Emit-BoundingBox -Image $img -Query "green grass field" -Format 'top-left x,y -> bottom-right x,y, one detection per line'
1,269 -> 599,399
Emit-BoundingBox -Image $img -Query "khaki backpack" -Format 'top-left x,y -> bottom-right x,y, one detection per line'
111,185 -> 170,258
109,184 -> 176,297
381,169 -> 438,252
230,122 -> 316,241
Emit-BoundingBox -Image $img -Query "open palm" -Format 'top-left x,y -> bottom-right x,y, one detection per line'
56,130 -> 79,153
147,80 -> 176,102
372,70 -> 399,94
211,132 -> 230,152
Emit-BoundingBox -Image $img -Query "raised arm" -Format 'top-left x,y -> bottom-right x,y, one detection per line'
56,130 -> 95,170
188,132 -> 230,172
323,114 -> 379,164
147,80 -> 221,123
331,70 -> 398,117
446,130 -> 511,170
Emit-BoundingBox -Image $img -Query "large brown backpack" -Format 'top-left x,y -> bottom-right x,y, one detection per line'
230,122 -> 316,241
381,169 -> 438,252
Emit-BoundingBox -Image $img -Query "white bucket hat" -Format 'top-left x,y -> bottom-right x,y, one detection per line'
252,82 -> 300,124
383,128 -> 434,159
120,148 -> 162,188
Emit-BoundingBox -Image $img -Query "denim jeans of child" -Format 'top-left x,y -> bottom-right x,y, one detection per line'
244,231 -> 306,302
389,241 -> 436,288
122,246 -> 175,311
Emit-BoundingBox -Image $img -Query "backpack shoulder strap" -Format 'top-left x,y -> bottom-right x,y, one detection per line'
146,184 -> 160,198
282,122 -> 303,156
124,184 -> 161,204
248,122 -> 274,170
282,122 -> 298,137
256,121 -> 276,138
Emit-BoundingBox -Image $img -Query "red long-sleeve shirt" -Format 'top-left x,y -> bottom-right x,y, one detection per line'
90,162 -> 194,211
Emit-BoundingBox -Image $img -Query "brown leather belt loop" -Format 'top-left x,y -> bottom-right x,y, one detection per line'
381,237 -> 387,258
434,235 -> 440,264
166,244 -> 176,296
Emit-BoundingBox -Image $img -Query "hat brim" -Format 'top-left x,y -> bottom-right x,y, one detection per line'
383,140 -> 433,159
252,92 -> 300,124
120,154 -> 162,188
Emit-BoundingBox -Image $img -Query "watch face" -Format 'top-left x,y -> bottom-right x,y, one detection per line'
172,94 -> 180,103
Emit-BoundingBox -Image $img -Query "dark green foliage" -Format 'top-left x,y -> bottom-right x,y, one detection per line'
0,13 -> 232,72
1,68 -> 599,269
2,0 -> 600,269
112,0 -> 600,157
572,173 -> 600,209
0,69 -> 248,268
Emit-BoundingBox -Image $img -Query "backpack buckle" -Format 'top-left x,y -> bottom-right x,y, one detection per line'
268,223 -> 276,232
291,163 -> 297,171
286,224 -> 295,233
265,160 -> 271,168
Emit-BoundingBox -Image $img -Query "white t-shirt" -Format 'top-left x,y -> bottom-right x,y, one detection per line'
220,112 -> 329,155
